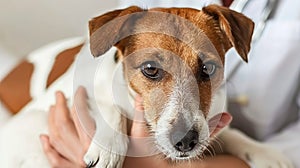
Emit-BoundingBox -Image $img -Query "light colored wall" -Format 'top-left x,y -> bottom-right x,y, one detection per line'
0,0 -> 118,58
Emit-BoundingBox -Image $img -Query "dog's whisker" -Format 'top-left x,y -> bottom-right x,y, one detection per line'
202,144 -> 214,157
210,136 -> 224,153
203,139 -> 214,155
212,135 -> 224,145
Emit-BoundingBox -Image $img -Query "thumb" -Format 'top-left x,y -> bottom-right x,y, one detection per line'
130,95 -> 149,137
128,95 -> 156,157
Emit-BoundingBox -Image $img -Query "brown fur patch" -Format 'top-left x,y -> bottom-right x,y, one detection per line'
0,61 -> 33,114
46,43 -> 83,87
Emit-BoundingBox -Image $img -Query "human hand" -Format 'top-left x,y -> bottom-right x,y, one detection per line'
123,95 -> 171,168
39,87 -> 157,167
40,86 -> 95,168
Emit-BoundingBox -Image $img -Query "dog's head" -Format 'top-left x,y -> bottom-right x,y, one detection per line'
89,5 -> 254,159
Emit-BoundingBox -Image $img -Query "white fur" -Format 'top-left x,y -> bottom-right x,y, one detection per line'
155,69 -> 210,160
219,128 -> 294,168
83,47 -> 130,168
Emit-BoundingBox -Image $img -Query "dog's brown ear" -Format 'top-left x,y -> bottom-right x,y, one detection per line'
203,5 -> 254,62
89,6 -> 143,57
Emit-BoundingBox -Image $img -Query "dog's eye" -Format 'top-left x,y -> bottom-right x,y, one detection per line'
140,61 -> 163,80
200,62 -> 217,80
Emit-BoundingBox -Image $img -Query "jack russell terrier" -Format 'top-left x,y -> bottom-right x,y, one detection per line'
0,5 -> 293,168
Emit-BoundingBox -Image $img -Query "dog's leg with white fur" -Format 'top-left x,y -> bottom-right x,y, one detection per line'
82,46 -> 130,168
218,128 -> 294,168
84,106 -> 128,168
83,7 -> 144,168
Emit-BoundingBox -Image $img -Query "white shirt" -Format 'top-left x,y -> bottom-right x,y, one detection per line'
225,0 -> 300,167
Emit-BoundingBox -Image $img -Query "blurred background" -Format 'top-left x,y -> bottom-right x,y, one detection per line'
0,0 -> 120,127
0,0 -> 118,75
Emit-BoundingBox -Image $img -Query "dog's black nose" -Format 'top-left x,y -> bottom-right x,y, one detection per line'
172,130 -> 199,152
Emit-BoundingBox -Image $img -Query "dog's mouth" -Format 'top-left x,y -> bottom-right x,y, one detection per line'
174,149 -> 199,160
158,143 -> 208,160
179,153 -> 189,158
175,153 -> 193,160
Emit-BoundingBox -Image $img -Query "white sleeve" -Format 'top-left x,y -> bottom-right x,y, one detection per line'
265,91 -> 300,167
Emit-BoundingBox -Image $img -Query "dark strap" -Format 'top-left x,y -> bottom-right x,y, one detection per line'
222,0 -> 234,7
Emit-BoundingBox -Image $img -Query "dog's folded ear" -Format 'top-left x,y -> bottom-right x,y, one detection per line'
203,5 -> 254,62
89,6 -> 143,57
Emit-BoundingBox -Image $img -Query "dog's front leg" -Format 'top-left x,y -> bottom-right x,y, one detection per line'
218,127 -> 294,168
84,102 -> 129,168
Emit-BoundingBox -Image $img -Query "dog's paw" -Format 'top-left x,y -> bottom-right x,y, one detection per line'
84,137 -> 128,168
84,143 -> 101,168
84,144 -> 124,168
240,145 -> 294,168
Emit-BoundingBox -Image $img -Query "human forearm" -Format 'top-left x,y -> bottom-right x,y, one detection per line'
123,155 -> 249,168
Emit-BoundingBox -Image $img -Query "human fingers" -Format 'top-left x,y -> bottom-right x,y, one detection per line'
48,92 -> 85,164
48,105 -> 56,134
127,95 -> 157,157
72,86 -> 95,150
48,91 -> 72,134
40,134 -> 84,168
54,91 -> 72,122
134,94 -> 144,112
130,95 -> 148,137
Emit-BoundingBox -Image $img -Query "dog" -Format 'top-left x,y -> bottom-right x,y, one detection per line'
0,5 -> 293,168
